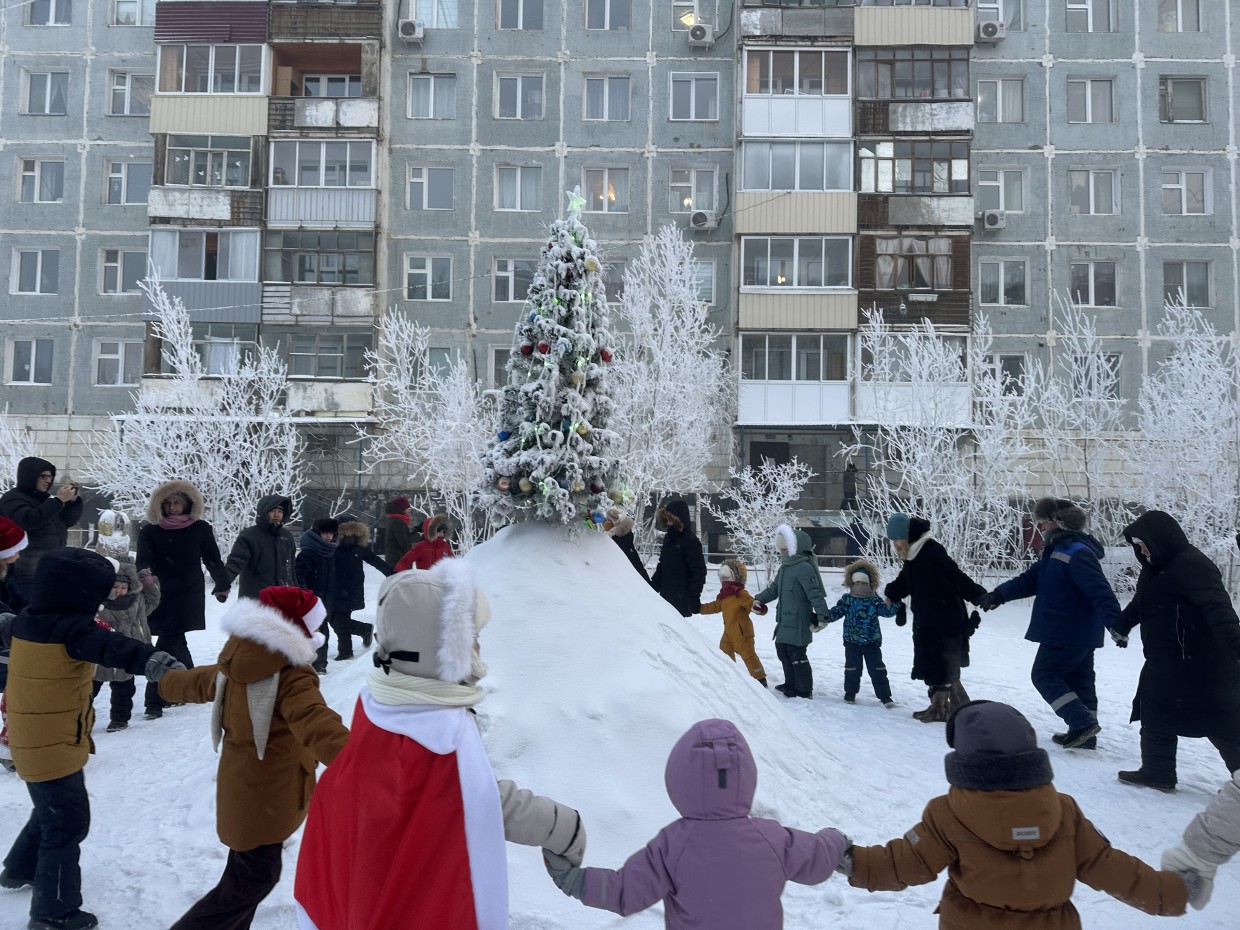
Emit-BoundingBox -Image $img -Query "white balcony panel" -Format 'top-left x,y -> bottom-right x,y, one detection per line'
293,97 -> 380,129
139,376 -> 226,408
854,382 -> 971,428
267,188 -> 376,228
742,96 -> 851,138
738,382 -> 851,426
261,284 -> 376,323
887,196 -> 975,227
337,98 -> 380,128
148,187 -> 231,221
286,380 -> 373,415
888,101 -> 974,133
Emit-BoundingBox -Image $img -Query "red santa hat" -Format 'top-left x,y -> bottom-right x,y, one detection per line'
0,517 -> 28,560
258,586 -> 326,638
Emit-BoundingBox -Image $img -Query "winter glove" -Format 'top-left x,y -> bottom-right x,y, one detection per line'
829,829 -> 854,876
752,601 -> 768,616
894,603 -> 907,627
691,601 -> 702,615
978,591 -> 1000,612
966,610 -> 982,636
213,589 -> 230,603
145,650 -> 186,683
810,616 -> 829,633
1162,843 -> 1217,910
1107,627 -> 1128,648
0,612 -> 12,650
138,568 -> 156,588
543,850 -> 585,900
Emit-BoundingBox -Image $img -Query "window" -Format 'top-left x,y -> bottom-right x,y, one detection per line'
693,261 -> 715,305
584,76 -> 629,121
1066,0 -> 1113,32
414,0 -> 458,28
496,74 -> 544,119
979,259 -> 1027,305
1159,77 -> 1206,123
977,79 -> 1024,123
8,339 -> 54,384
671,73 -> 718,121
584,168 -> 629,213
106,161 -> 152,204
112,0 -> 154,25
1157,0 -> 1199,31
25,72 -> 68,115
987,354 -> 1028,395
406,255 -> 452,300
495,165 -> 541,211
1067,79 -> 1114,124
498,0 -> 542,29
741,141 -> 851,192
490,347 -> 511,388
13,250 -> 59,294
494,258 -> 536,302
269,141 -> 374,188
170,323 -> 257,376
109,71 -> 153,115
408,74 -> 456,119
151,229 -> 260,281
1069,261 -> 1117,307
872,237 -> 953,290
978,169 -> 1024,212
742,237 -> 851,289
603,260 -> 627,303
1069,169 -> 1116,215
976,0 -> 1022,28
101,250 -> 145,294
303,75 -> 362,98
93,340 -> 143,385
670,168 -> 716,213
1071,353 -> 1121,397
740,334 -> 848,382
166,135 -> 251,188
745,50 -> 849,97
672,0 -> 696,30
859,141 -> 970,195
157,45 -> 264,94
586,0 -> 629,29
1161,169 -> 1209,215
28,0 -> 70,25
18,159 -> 64,203
286,332 -> 371,378
855,48 -> 968,100
262,231 -> 374,285
408,166 -> 453,210
1163,261 -> 1209,307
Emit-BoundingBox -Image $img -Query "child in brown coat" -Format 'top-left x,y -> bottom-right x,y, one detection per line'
698,558 -> 767,687
842,700 -> 1188,929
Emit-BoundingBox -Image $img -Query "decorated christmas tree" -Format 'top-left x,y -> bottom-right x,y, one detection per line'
479,189 -> 622,526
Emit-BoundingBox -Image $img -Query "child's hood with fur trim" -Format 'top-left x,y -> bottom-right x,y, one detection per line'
219,597 -> 321,677
842,559 -> 880,589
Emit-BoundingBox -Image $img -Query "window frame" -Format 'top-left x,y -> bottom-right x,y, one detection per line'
672,0 -> 697,30
1159,76 -> 1207,123
156,44 -> 266,95
302,74 -> 362,98
692,260 -> 716,306
1163,260 -> 1210,307
583,167 -> 630,213
855,47 -> 968,101
405,254 -> 453,301
585,0 -> 630,30
977,168 -> 1025,213
108,71 -> 153,116
669,166 -> 717,214
494,164 -> 541,212
17,158 -> 65,204
978,258 -> 1028,306
741,140 -> 852,193
268,140 -> 375,189
27,0 -> 71,26
111,0 -> 154,26
1069,260 -> 1118,307
739,333 -> 850,383
284,331 -> 372,379
152,228 -> 262,282
1068,168 -> 1118,216
1066,78 -> 1115,124
101,249 -> 146,295
165,135 -> 252,188
493,257 -> 537,303
407,73 -> 456,119
670,72 -> 719,121
498,0 -> 543,30
976,0 -> 1022,29
495,72 -> 545,120
24,71 -> 69,115
741,236 -> 853,290
745,49 -> 851,98
976,77 -> 1024,123
1160,168 -> 1210,216
870,235 -> 955,291
92,338 -> 144,386
583,74 -> 630,121
408,165 -> 454,210
413,0 -> 459,28
1156,0 -> 1199,32
1066,0 -> 1115,33
12,249 -> 60,295
261,230 -> 375,286
105,160 -> 152,205
7,338 -> 55,385
858,140 -> 971,195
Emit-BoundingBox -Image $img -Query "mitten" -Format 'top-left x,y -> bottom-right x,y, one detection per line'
138,568 -> 156,588
978,591 -> 1000,612
1107,627 -> 1128,648
966,609 -> 982,636
145,650 -> 186,683
894,603 -> 908,627
752,601 -> 768,616
213,589 -> 230,603
1162,843 -> 1217,910
0,612 -> 13,650
543,850 -> 585,899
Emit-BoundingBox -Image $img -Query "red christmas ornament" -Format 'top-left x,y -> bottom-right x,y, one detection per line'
589,481 -> 604,494
537,341 -> 551,354
519,342 -> 534,356
599,348 -> 613,362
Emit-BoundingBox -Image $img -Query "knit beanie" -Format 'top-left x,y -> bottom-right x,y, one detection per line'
31,548 -> 117,613
258,586 -> 327,639
886,512 -> 911,540
944,700 -> 1053,791
1032,497 -> 1087,533
0,517 -> 28,560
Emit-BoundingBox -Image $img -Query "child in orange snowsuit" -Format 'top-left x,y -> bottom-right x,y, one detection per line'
698,558 -> 767,686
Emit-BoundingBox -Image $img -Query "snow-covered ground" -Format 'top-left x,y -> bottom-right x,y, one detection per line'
2,525 -> 1234,929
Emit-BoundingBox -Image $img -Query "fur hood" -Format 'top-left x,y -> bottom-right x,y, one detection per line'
145,479 -> 206,523
219,597 -> 321,668
720,558 -> 747,586
659,499 -> 693,534
843,559 -> 880,589
774,523 -> 799,557
422,513 -> 451,538
337,520 -> 371,546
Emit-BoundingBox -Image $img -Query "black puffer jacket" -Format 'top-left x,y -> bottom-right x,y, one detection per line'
651,499 -> 707,617
224,494 -> 296,599
0,457 -> 83,585
329,521 -> 391,613
1115,510 -> 1240,736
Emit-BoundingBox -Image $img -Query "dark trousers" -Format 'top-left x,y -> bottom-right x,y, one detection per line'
169,843 -> 283,930
3,770 -> 90,921
328,611 -> 372,658
91,677 -> 137,723
1140,728 -> 1240,784
145,632 -> 194,711
1031,643 -> 1098,730
844,642 -> 891,701
776,641 -> 813,697
314,620 -> 330,671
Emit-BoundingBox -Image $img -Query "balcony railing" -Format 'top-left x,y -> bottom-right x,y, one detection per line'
268,96 -> 379,133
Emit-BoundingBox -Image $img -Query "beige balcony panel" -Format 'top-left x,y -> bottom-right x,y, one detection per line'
738,291 -> 858,330
735,192 -> 857,235
150,95 -> 269,135
140,376 -> 226,408
854,7 -> 975,47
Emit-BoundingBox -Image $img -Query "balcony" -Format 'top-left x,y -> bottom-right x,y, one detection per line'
148,188 -> 264,226
267,188 -> 376,228
269,2 -> 382,41
737,292 -> 858,330
261,284 -> 375,323
858,100 -> 974,134
268,96 -> 379,133
738,381 -> 851,427
854,381 -> 971,427
742,95 -> 851,138
735,192 -> 856,235
286,379 -> 373,416
854,3 -> 974,46
150,95 -> 269,136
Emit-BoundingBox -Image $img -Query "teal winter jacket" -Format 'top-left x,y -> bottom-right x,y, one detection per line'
755,529 -> 830,647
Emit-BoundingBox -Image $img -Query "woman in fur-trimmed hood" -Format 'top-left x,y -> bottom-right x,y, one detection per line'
603,506 -> 651,583
328,520 -> 391,660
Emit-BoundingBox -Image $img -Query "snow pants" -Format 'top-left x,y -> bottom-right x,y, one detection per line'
328,611 -> 373,660
1031,643 -> 1098,730
4,769 -> 90,922
776,641 -> 813,697
170,842 -> 283,930
844,642 -> 892,702
92,677 -> 137,724
720,623 -> 765,681
1140,728 -> 1240,785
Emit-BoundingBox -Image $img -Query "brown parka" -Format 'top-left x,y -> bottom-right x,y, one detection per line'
698,559 -> 766,680
850,785 -> 1187,928
159,597 -> 348,851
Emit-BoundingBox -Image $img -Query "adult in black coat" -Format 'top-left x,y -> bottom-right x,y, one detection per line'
297,517 -> 338,673
221,494 -> 296,599
328,520 -> 391,659
604,507 -> 651,583
651,499 -> 706,617
884,513 -> 987,722
0,457 -> 83,610
1113,510 -> 1240,791
136,480 -> 232,715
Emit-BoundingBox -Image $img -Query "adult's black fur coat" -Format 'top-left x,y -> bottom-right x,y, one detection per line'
651,499 -> 706,617
328,521 -> 390,613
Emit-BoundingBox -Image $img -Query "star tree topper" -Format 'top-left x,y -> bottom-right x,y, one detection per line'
566,185 -> 587,219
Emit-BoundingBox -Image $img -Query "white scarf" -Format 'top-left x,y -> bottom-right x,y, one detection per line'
905,532 -> 935,562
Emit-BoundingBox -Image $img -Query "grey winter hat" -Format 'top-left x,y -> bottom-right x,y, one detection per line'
944,700 -> 1053,792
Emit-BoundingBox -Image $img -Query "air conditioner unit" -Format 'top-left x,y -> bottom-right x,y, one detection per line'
976,20 -> 1006,43
688,23 -> 715,49
398,18 -> 425,43
982,209 -> 1007,230
690,209 -> 718,231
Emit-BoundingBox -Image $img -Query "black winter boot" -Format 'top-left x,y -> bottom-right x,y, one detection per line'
27,910 -> 98,930
1117,769 -> 1176,792
0,868 -> 32,889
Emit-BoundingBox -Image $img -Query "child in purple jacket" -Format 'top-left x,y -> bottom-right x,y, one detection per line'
542,718 -> 848,929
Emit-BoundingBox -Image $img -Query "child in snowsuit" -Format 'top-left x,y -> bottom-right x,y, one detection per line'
92,561 -> 160,732
698,558 -> 767,686
844,700 -> 1189,928
1162,767 -> 1240,910
754,524 -> 831,699
822,560 -> 899,707
543,718 -> 848,929
394,512 -> 454,571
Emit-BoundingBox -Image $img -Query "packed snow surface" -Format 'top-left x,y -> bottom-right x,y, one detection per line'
2,524 -> 1235,928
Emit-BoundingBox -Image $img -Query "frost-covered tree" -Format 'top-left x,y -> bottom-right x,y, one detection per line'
479,190 -> 622,526
0,404 -> 36,488
608,225 -> 730,541
703,458 -> 815,586
84,274 -> 304,551
362,311 -> 494,551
